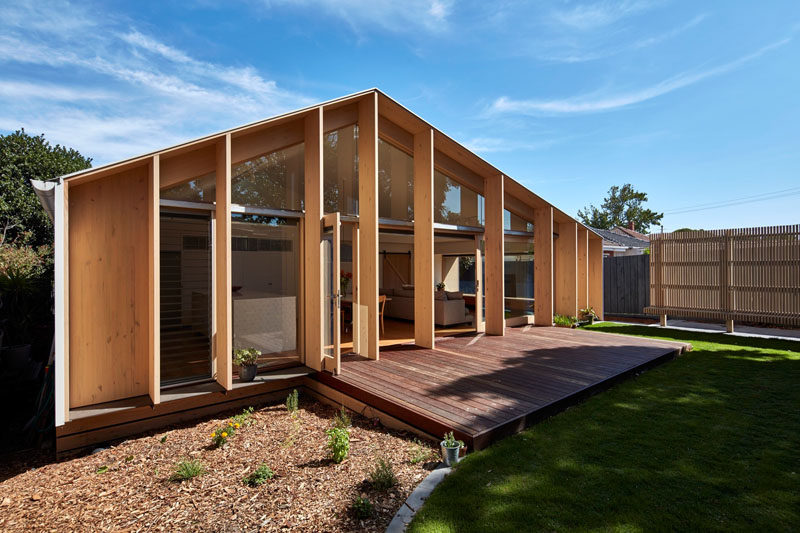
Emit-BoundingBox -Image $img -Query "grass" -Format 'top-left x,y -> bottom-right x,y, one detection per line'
169,459 -> 206,482
408,323 -> 800,532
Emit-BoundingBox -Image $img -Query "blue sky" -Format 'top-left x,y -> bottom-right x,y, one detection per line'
1,0 -> 798,231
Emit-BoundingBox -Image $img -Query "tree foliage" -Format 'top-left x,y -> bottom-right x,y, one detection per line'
577,183 -> 663,234
0,129 -> 92,246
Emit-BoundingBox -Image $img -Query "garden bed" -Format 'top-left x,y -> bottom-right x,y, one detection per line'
0,396 -> 438,532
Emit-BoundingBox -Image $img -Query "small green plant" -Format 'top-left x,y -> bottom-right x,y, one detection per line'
124,455 -> 134,463
579,307 -> 598,321
243,463 -> 274,487
435,281 -> 446,291
334,405 -> 352,428
351,496 -> 374,519
285,389 -> 299,413
442,431 -> 464,449
369,457 -> 398,490
170,459 -> 205,482
160,434 -> 168,444
233,348 -> 260,366
553,314 -> 578,327
409,438 -> 433,464
96,465 -> 108,474
326,426 -> 350,463
231,406 -> 255,427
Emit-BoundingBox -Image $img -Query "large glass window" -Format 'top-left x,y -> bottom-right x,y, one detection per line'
232,143 -> 304,211
503,209 -> 533,233
378,139 -> 414,221
434,170 -> 485,227
160,212 -> 213,385
324,124 -> 359,215
505,210 -> 534,232
161,171 -> 216,203
231,215 -> 300,370
504,237 -> 535,318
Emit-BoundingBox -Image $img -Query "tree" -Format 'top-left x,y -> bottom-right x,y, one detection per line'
0,129 -> 92,246
577,183 -> 663,234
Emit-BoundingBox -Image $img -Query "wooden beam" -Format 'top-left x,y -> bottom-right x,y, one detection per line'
534,206 -> 554,326
555,221 -> 578,318
215,135 -> 232,390
434,149 -> 484,195
588,236 -> 604,320
323,103 -> 358,133
231,119 -> 304,166
303,108 -> 324,371
359,93 -> 380,359
378,115 -> 413,153
414,128 -> 435,349
148,156 -> 160,404
577,227 -> 588,311
484,174 -> 505,335
159,144 -> 215,190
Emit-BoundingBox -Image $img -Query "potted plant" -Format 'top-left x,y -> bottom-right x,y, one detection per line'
579,307 -> 598,325
435,281 -> 446,291
553,314 -> 578,328
440,431 -> 464,466
233,348 -> 260,382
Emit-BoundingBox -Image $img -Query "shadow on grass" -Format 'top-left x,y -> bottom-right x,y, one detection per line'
408,325 -> 800,532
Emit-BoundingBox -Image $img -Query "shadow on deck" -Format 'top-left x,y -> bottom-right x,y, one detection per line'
313,326 -> 691,450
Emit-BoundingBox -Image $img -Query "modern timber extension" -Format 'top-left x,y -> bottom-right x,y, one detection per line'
50,89 -> 608,451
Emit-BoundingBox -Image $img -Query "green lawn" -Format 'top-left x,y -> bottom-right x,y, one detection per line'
408,323 -> 800,532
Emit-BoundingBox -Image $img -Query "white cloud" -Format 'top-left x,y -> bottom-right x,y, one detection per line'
463,136 -> 560,154
550,0 -> 658,31
489,38 -> 791,115
261,0 -> 454,33
0,2 -> 313,164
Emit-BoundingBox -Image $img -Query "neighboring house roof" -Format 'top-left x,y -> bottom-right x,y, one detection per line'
590,226 -> 650,251
611,226 -> 650,241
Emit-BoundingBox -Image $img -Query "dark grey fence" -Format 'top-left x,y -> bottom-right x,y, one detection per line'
603,254 -> 650,317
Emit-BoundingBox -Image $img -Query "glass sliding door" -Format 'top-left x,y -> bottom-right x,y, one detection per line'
160,212 -> 213,385
231,214 -> 301,372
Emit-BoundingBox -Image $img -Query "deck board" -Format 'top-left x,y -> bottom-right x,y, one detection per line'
316,326 -> 690,449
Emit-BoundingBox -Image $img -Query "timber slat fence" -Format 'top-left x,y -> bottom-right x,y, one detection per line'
645,225 -> 800,326
604,254 -> 650,317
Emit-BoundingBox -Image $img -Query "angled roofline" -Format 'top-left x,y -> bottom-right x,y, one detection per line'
59,87 -> 598,236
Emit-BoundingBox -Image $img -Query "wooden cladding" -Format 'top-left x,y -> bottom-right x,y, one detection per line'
646,225 -> 800,326
68,166 -> 150,408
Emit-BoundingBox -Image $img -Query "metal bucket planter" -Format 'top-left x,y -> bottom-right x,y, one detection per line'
239,363 -> 258,382
440,442 -> 462,466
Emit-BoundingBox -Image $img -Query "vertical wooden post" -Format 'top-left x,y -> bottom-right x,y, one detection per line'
304,108 -> 324,371
215,134 -> 232,390
554,221 -> 578,318
474,235 -> 484,332
414,128 -> 435,348
588,236 -> 604,320
358,93 -> 380,359
660,314 -> 668,327
533,206 -> 553,326
148,155 -> 160,404
577,227 -> 588,312
484,175 -> 505,335
726,319 -> 734,333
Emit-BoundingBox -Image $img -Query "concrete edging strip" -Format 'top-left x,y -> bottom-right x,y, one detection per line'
386,464 -> 452,533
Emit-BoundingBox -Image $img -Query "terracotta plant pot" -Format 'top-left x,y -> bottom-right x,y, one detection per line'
239,363 -> 258,382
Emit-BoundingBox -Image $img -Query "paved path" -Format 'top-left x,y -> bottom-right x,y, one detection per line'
610,319 -> 800,342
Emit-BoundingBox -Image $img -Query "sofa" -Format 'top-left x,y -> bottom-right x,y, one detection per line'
381,287 -> 469,326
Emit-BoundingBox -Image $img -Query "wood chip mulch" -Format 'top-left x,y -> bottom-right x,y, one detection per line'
0,397 -> 440,532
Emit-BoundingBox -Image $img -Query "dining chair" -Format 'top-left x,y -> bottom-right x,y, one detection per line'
378,294 -> 387,334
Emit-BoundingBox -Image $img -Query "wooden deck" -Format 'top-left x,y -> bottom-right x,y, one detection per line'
315,326 -> 691,450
